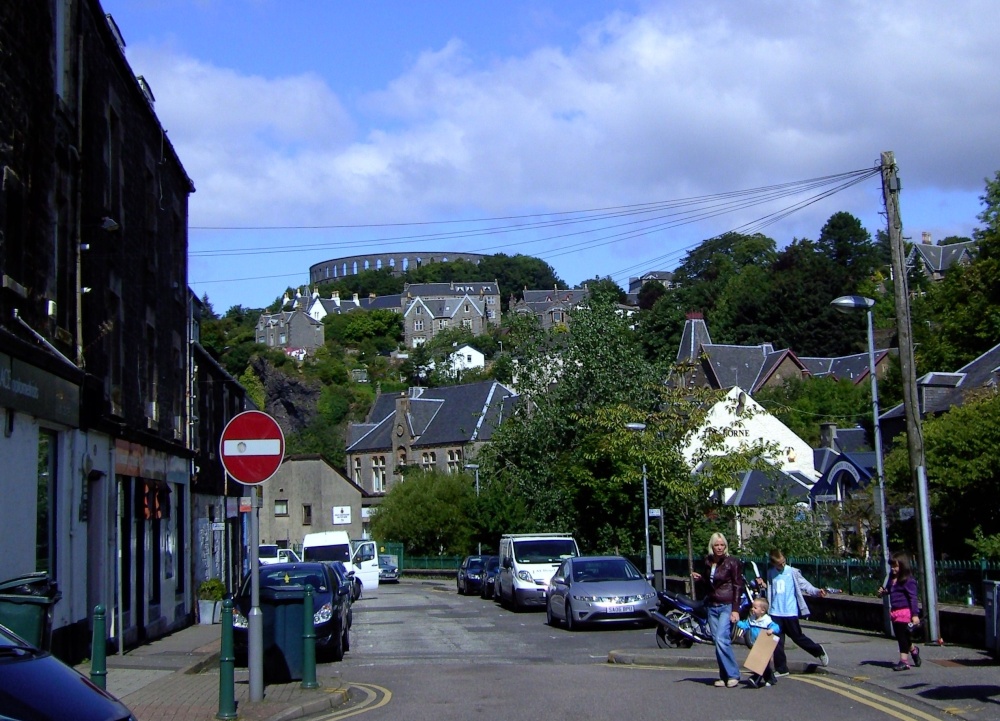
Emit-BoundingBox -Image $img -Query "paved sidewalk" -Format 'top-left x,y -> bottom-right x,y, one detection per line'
609,620 -> 1000,721
75,623 -> 349,721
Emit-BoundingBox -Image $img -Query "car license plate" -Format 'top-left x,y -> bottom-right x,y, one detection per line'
607,605 -> 633,613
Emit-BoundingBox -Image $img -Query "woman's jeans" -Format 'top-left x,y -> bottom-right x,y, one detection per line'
707,603 -> 741,680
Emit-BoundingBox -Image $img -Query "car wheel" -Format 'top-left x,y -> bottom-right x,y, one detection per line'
565,601 -> 576,631
546,599 -> 557,627
510,588 -> 521,613
354,579 -> 363,601
342,623 -> 351,653
330,625 -> 345,662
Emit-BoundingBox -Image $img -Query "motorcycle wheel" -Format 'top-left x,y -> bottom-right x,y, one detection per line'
655,626 -> 680,649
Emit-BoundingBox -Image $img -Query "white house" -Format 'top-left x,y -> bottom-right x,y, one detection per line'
448,345 -> 485,376
683,386 -> 819,499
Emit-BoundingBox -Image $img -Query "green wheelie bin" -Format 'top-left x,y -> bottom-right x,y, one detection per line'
259,584 -> 307,682
0,573 -> 62,650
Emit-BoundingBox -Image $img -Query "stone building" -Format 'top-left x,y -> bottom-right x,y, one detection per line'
1,0 -> 198,660
402,281 -> 501,348
345,381 -> 517,495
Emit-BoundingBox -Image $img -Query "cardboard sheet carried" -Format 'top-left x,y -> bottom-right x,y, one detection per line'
742,632 -> 779,676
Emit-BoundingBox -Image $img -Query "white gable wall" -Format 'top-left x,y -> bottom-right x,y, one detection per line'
683,386 -> 818,484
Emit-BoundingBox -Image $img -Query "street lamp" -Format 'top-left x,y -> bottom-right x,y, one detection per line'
625,423 -> 652,578
465,464 -> 481,554
830,296 -> 889,572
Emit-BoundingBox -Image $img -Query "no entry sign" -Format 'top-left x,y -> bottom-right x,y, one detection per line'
220,410 -> 285,485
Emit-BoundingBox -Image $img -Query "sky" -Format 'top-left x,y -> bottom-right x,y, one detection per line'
100,0 -> 1000,314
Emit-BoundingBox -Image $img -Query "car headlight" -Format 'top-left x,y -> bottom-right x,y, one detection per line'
233,610 -> 248,628
572,594 -> 601,602
468,573 -> 480,579
516,570 -> 533,583
314,602 -> 333,624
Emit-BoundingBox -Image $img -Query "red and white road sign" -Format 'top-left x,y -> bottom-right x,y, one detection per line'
219,410 -> 285,485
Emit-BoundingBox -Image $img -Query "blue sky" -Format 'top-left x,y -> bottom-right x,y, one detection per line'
101,0 -> 1000,313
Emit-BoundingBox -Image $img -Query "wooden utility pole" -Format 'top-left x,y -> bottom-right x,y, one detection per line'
881,151 -> 941,643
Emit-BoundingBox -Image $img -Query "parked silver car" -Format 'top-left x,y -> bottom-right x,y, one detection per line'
545,555 -> 657,630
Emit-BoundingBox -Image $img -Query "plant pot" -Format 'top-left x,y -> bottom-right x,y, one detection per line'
198,600 -> 218,625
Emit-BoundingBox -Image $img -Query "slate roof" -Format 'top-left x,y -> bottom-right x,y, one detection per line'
360,294 -> 402,311
881,341 -> 1000,420
346,380 -> 517,453
699,342 -> 796,392
726,468 -> 813,507
628,270 -> 674,293
404,281 -> 499,297
676,314 -> 713,365
907,240 -> 977,275
799,350 -> 893,384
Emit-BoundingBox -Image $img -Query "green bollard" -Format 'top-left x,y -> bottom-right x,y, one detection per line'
216,598 -> 237,720
301,584 -> 318,689
90,605 -> 107,690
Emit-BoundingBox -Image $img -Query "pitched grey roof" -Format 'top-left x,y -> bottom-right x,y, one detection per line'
405,281 -> 498,297
676,315 -> 713,364
346,380 -> 517,453
881,341 -> 1000,420
907,240 -> 977,274
800,350 -> 893,384
726,468 -> 813,507
360,294 -> 402,311
700,343 -> 786,391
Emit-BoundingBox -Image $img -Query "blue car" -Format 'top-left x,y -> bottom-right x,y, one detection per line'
0,623 -> 136,720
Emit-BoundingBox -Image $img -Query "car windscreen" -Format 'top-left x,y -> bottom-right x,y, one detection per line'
259,568 -> 330,592
258,545 -> 278,559
466,558 -> 485,571
303,544 -> 351,563
512,539 -> 578,564
573,559 -> 640,583
484,557 -> 499,571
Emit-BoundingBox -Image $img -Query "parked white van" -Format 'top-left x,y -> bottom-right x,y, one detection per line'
301,531 -> 380,597
497,533 -> 579,610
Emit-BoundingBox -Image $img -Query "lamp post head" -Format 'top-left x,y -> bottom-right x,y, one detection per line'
830,295 -> 875,314
464,464 -> 479,470
625,423 -> 646,432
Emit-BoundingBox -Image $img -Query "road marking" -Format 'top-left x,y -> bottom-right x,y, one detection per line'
606,664 -> 948,721
311,683 -> 392,720
792,675 -> 946,721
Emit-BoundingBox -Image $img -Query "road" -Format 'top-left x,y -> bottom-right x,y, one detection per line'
303,579 -> 953,721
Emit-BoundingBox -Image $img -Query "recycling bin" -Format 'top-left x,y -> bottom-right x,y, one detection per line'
259,584 -> 307,682
0,573 -> 62,650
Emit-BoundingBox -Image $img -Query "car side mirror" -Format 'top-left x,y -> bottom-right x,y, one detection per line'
646,573 -> 655,583
502,557 -> 512,569
551,575 -> 564,585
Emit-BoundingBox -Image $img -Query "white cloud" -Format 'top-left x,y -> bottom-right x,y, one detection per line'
122,1 -> 1000,308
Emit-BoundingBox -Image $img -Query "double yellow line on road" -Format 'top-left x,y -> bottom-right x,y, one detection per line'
310,683 -> 392,720
790,674 -> 947,721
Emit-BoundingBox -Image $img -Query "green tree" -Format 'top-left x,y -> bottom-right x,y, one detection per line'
369,469 -> 476,555
883,390 -> 1000,557
753,376 -> 871,447
238,366 -> 266,409
742,490 -> 824,558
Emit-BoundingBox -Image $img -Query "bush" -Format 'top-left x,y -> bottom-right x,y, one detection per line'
198,578 -> 226,601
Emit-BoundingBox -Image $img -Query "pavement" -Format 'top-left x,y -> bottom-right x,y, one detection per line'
74,622 -> 350,721
74,615 -> 1000,721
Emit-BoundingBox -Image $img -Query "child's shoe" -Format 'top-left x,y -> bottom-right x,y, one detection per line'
891,661 -> 910,671
910,646 -> 922,667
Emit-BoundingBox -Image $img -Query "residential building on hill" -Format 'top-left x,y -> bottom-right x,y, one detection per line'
256,309 -> 324,357
345,380 -> 517,494
675,313 -> 893,393
906,232 -> 977,282
509,286 -> 590,331
402,281 -> 500,348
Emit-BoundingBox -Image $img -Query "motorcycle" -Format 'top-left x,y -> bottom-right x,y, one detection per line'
652,561 -> 763,649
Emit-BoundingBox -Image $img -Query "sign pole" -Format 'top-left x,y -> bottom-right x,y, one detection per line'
219,410 -> 285,704
248,491 -> 263,702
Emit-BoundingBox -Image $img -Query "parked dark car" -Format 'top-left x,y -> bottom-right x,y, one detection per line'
379,555 -> 400,583
233,562 -> 352,662
457,555 -> 487,595
480,556 -> 500,599
0,623 -> 136,720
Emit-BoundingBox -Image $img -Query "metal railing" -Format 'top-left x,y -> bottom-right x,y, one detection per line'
662,555 -> 1000,605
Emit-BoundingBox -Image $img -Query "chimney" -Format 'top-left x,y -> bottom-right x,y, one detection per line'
332,290 -> 339,300
922,231 -> 932,245
353,293 -> 360,304
819,422 -> 837,449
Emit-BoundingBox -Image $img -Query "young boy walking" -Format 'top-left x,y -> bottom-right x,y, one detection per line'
760,550 -> 829,675
736,598 -> 781,687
